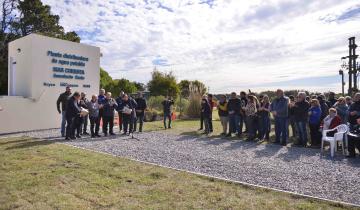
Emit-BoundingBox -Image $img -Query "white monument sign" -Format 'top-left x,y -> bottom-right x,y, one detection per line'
0,34 -> 100,134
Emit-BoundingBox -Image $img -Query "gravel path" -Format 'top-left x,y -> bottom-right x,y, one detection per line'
4,129 -> 360,206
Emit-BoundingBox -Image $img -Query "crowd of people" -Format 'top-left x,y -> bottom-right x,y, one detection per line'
57,86 -> 175,140
200,90 -> 360,158
57,86 -> 360,158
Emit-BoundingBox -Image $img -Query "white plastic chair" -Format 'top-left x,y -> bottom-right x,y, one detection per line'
321,124 -> 348,157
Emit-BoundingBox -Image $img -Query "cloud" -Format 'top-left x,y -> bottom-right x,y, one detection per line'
42,0 -> 360,93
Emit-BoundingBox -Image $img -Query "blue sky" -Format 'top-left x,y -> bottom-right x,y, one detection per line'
43,0 -> 360,93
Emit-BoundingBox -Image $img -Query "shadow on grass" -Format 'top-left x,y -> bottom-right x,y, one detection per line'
5,139 -> 56,150
0,138 -> 31,146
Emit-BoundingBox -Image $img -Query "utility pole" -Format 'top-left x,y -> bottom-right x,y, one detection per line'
348,37 -> 358,95
339,69 -> 345,96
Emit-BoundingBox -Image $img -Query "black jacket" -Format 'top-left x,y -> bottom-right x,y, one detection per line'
293,100 -> 310,122
135,98 -> 147,116
162,99 -> 174,113
65,96 -> 80,119
56,91 -> 71,112
201,99 -> 211,118
227,98 -> 241,115
102,98 -> 118,117
349,101 -> 360,125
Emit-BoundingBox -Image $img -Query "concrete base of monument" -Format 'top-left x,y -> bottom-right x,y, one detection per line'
0,95 -> 62,134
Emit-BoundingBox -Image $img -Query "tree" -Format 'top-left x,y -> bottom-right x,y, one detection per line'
112,78 -> 137,97
100,67 -> 113,90
147,70 -> 179,99
133,82 -> 145,91
178,80 -> 190,98
0,0 -> 80,94
178,79 -> 207,98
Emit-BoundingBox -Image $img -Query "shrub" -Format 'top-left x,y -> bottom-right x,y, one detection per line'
147,96 -> 164,111
175,97 -> 190,113
185,82 -> 205,118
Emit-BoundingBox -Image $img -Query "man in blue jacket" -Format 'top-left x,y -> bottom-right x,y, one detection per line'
270,89 -> 289,146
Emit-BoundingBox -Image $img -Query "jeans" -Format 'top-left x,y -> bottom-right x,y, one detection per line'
164,112 -> 172,128
61,111 -> 66,136
259,115 -> 270,140
103,116 -> 114,134
295,121 -> 308,146
228,114 -> 240,134
89,116 -> 100,135
199,112 -> 204,129
209,115 -> 213,132
275,117 -> 288,144
204,117 -> 210,133
122,113 -> 133,133
134,115 -> 144,132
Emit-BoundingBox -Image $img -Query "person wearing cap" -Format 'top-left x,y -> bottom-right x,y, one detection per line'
56,86 -> 72,137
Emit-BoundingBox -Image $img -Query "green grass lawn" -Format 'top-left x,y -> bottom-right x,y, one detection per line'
0,136 -> 357,209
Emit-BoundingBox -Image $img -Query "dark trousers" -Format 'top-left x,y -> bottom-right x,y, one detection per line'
89,116 -> 100,135
118,112 -> 123,131
275,117 -> 288,144
75,115 -> 83,136
164,112 -> 172,128
228,114 -> 240,134
200,112 -> 204,129
99,109 -> 104,133
81,115 -> 88,133
348,135 -> 360,156
135,114 -> 144,132
122,114 -> 133,133
309,122 -> 321,146
246,115 -> 258,140
288,116 -> 297,137
209,116 -> 213,132
259,115 -> 270,140
103,115 -> 114,134
204,117 -> 210,133
65,117 -> 76,138
239,114 -> 245,134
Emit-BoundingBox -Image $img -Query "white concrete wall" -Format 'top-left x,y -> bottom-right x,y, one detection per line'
0,34 -> 100,134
